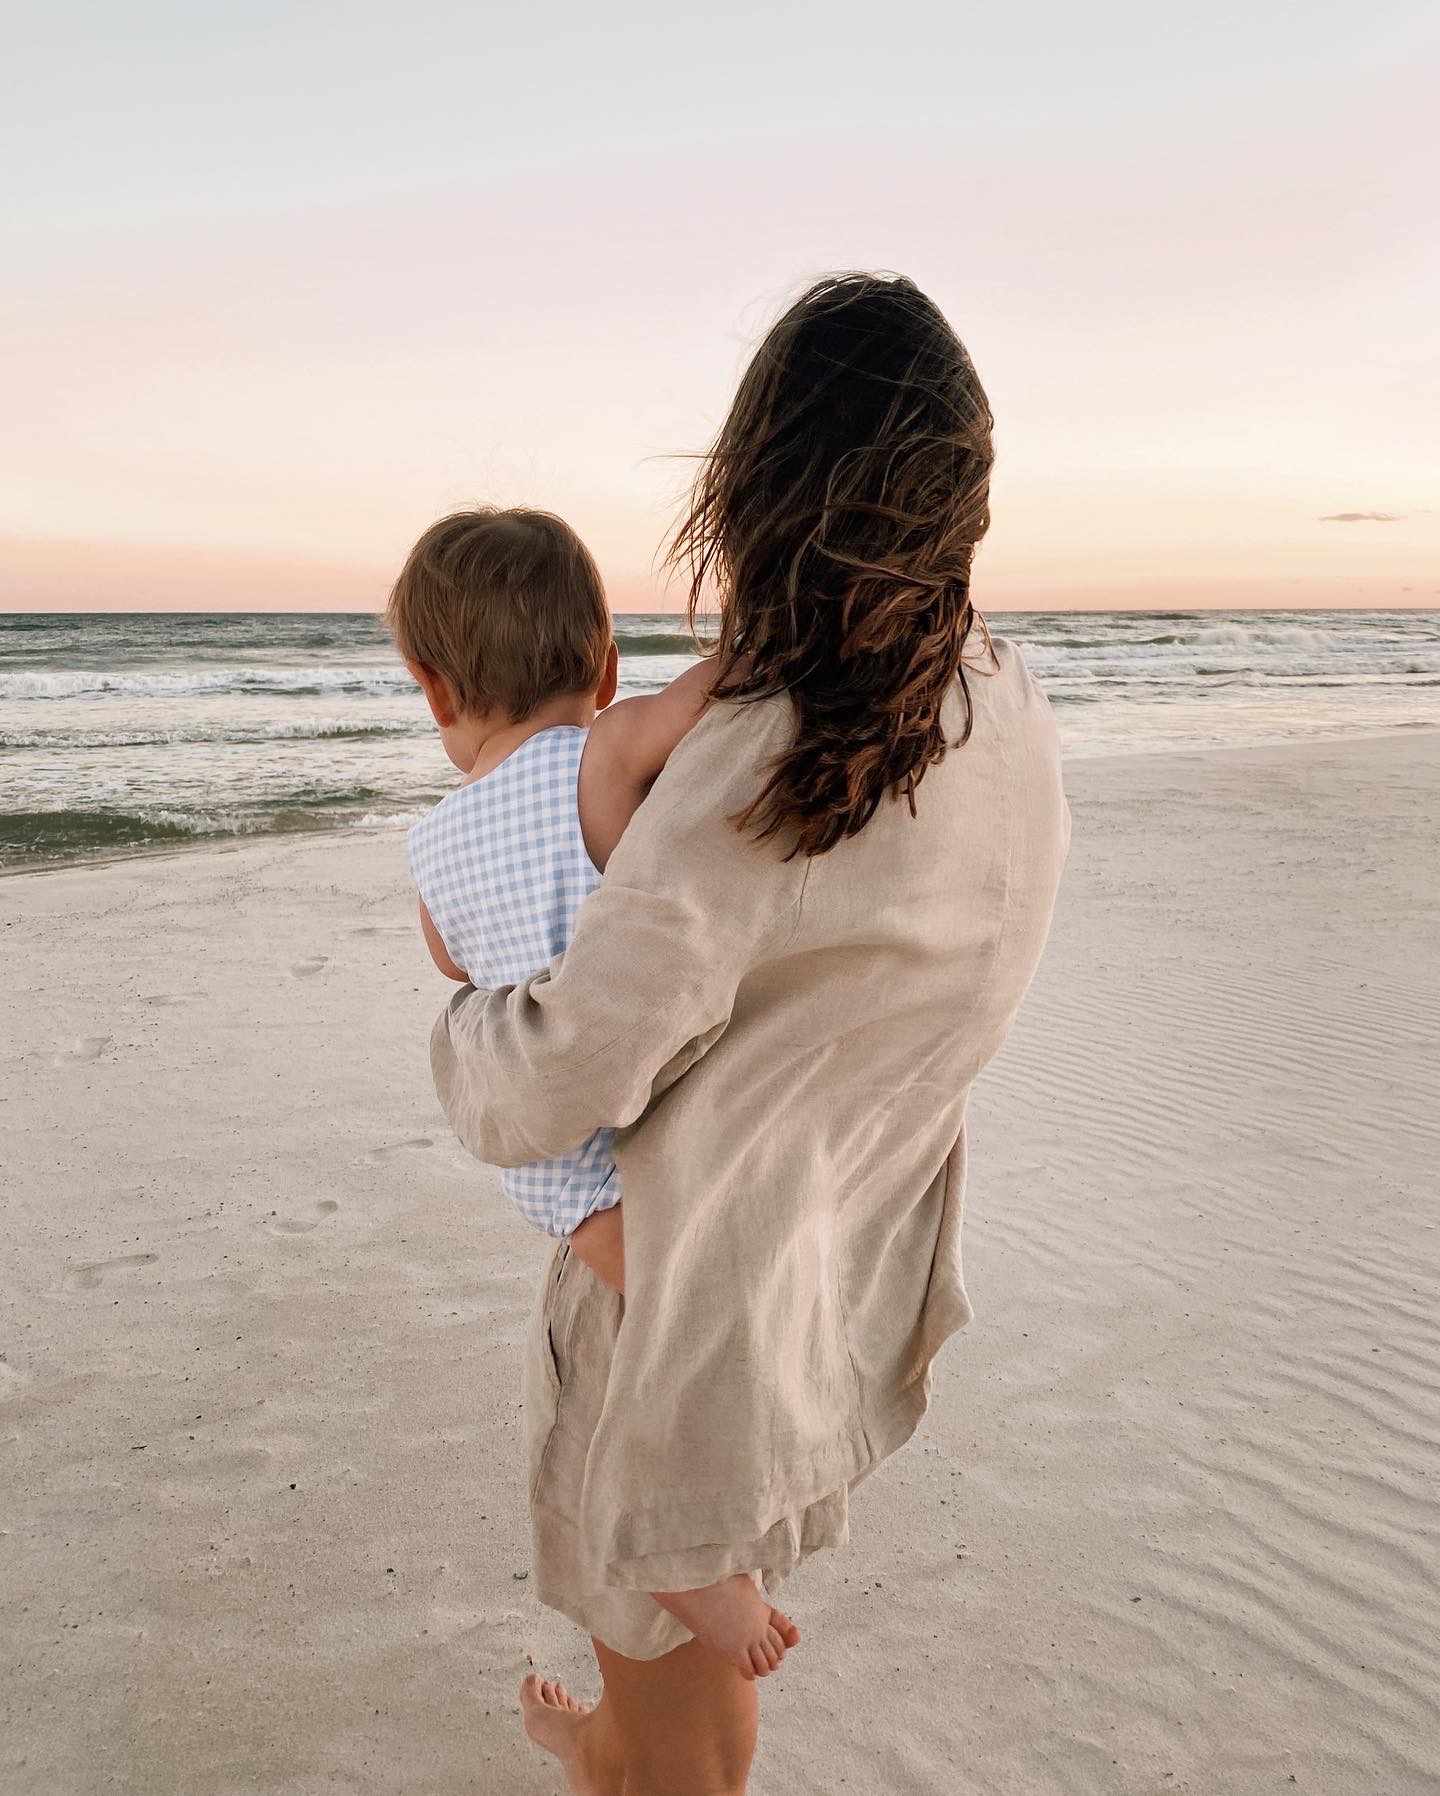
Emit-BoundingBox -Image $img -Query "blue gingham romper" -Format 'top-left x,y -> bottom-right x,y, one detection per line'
407,726 -> 620,1236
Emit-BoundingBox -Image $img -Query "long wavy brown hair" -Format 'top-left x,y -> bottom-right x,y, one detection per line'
669,272 -> 996,858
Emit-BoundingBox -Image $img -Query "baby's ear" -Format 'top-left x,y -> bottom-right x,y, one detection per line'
595,640 -> 620,711
409,660 -> 459,727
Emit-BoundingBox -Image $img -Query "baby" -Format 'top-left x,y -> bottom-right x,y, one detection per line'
386,506 -> 799,1681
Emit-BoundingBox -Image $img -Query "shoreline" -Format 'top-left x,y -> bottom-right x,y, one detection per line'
6,721 -> 1438,881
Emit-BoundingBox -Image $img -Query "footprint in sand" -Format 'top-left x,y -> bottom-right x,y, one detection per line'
361,1138 -> 434,1166
52,1035 -> 112,1068
290,957 -> 328,979
266,1199 -> 340,1235
140,993 -> 195,1008
62,1252 -> 159,1292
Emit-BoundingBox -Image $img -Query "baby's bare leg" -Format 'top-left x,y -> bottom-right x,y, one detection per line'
568,1205 -> 625,1293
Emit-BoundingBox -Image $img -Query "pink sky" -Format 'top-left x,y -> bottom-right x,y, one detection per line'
2,8 -> 1435,613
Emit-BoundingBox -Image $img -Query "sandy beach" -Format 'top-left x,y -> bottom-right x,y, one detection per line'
3,731 -> 1437,1796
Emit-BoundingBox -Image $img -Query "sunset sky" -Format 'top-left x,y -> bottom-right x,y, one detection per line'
2,2 -> 1435,613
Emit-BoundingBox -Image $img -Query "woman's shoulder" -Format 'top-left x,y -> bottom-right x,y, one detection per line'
975,630 -> 1032,685
962,633 -> 1059,735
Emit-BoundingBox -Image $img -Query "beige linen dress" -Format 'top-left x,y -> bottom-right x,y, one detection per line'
431,639 -> 1069,1658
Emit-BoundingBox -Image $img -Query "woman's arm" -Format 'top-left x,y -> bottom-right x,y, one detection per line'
429,699 -> 803,1170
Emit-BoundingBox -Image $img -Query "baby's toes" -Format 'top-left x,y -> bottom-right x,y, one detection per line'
764,1623 -> 787,1666
769,1604 -> 801,1649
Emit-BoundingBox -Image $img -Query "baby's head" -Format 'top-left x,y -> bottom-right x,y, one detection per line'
386,507 -> 616,770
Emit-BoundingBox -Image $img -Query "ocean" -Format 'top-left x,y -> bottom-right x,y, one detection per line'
3,609 -> 1437,870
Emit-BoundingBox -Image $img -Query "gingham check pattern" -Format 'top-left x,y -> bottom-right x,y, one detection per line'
408,726 -> 620,1237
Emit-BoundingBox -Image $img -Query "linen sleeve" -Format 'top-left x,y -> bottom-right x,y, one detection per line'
428,700 -> 803,1169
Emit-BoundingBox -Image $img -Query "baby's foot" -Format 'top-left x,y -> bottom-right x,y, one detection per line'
652,1574 -> 802,1680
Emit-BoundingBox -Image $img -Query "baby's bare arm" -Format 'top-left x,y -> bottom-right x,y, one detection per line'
577,658 -> 716,871
419,895 -> 468,982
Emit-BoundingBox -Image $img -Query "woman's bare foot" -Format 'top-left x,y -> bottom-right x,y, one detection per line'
651,1574 -> 802,1679
520,1675 -> 605,1793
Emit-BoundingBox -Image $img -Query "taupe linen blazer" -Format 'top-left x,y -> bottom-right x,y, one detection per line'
431,640 -> 1068,1599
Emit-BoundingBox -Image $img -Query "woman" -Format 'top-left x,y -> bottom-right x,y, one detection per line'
431,272 -> 1068,1792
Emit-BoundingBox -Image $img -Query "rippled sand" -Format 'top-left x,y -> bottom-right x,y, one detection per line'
3,732 -> 1437,1794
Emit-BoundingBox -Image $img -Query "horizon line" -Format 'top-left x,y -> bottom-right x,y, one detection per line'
5,600 -> 1440,619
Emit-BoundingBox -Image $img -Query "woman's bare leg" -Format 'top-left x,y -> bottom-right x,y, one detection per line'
520,1635 -> 760,1796
596,1636 -> 759,1796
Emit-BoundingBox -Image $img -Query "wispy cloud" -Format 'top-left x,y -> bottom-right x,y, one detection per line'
1319,511 -> 1400,523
